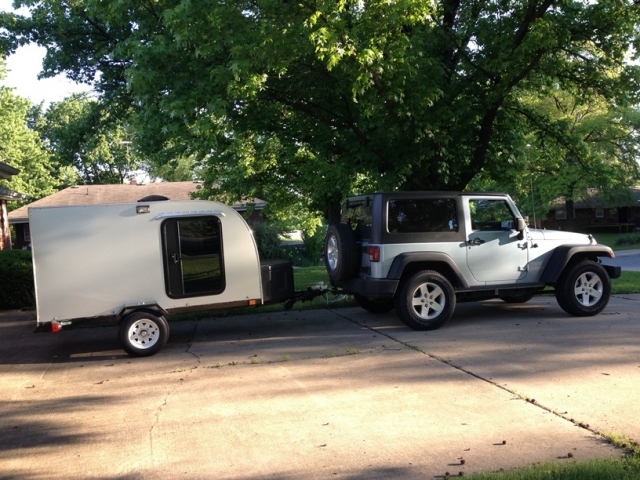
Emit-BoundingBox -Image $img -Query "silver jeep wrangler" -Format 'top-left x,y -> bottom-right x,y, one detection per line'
323,192 -> 621,330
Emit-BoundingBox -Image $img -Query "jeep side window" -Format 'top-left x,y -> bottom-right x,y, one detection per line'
469,199 -> 516,231
388,198 -> 458,233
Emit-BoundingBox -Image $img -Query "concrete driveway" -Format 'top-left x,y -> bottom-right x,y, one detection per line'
1,295 -> 639,479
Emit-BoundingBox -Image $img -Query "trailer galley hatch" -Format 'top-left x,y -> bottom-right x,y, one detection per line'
162,216 -> 225,298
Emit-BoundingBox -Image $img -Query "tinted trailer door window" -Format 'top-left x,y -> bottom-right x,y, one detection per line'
162,217 -> 225,298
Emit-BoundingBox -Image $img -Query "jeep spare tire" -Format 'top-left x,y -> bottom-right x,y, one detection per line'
324,223 -> 359,283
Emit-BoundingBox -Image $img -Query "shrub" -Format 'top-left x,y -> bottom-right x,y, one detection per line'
0,249 -> 35,309
251,221 -> 284,260
301,223 -> 327,266
615,235 -> 640,246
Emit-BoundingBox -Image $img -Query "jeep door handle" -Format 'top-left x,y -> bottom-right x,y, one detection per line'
469,237 -> 485,246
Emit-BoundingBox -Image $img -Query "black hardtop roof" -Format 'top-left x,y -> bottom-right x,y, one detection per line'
345,191 -> 510,204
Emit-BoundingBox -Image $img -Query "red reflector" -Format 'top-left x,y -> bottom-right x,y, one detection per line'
51,322 -> 61,333
368,246 -> 380,262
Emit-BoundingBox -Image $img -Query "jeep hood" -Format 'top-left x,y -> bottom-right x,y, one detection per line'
528,229 -> 594,244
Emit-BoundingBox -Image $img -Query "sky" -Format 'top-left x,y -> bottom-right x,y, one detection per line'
0,0 -> 92,106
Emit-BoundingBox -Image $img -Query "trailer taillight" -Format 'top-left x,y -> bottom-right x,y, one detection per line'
51,322 -> 62,333
368,246 -> 380,262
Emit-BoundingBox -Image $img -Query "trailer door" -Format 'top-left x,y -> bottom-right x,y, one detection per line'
162,216 -> 225,298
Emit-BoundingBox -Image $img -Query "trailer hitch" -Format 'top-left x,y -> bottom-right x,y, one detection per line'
283,282 -> 343,310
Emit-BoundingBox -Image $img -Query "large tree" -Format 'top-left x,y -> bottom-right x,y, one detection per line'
3,1 -> 640,220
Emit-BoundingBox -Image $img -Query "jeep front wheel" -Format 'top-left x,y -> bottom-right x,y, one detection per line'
555,260 -> 611,316
324,223 -> 359,283
394,270 -> 456,330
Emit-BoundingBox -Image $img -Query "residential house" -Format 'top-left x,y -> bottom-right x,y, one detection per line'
8,181 -> 266,249
543,188 -> 640,233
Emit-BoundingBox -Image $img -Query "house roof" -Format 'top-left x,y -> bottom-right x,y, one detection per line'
0,161 -> 20,180
8,181 -> 266,223
0,161 -> 28,201
0,186 -> 29,202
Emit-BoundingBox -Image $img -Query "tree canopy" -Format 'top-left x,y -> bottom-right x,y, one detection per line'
3,0 -> 640,221
30,94 -> 142,185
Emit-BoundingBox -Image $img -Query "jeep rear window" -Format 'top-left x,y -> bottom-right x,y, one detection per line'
387,199 -> 458,233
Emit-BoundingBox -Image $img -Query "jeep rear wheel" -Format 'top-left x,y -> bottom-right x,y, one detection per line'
324,223 -> 359,283
395,270 -> 455,330
354,294 -> 395,313
555,260 -> 611,316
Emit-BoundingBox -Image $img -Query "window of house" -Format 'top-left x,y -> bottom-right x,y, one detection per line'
23,224 -> 31,242
388,198 -> 458,233
595,208 -> 604,218
555,210 -> 567,220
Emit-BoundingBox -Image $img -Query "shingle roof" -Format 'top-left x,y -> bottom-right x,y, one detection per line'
8,181 -> 265,223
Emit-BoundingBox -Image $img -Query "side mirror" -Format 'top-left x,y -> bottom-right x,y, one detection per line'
516,218 -> 526,240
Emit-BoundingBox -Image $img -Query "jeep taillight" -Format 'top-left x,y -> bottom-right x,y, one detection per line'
368,246 -> 380,262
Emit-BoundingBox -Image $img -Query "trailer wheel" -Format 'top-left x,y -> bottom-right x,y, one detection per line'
119,312 -> 169,357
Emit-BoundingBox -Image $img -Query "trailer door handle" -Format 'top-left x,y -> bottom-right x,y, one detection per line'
171,253 -> 179,264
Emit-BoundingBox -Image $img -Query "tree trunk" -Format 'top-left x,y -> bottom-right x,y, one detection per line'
565,199 -> 575,232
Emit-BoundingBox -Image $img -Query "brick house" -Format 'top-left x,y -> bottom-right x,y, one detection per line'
543,189 -> 640,233
8,181 -> 265,249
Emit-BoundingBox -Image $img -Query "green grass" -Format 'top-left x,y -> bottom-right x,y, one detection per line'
611,271 -> 640,294
467,455 -> 640,480
592,232 -> 640,251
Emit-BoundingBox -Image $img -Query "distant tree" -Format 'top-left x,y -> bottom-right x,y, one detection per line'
0,58 -> 59,208
31,94 -> 143,184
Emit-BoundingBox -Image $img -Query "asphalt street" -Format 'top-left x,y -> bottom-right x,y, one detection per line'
602,248 -> 640,272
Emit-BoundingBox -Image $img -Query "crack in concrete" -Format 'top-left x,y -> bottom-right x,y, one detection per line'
185,320 -> 202,365
332,309 -> 625,452
148,320 -> 202,459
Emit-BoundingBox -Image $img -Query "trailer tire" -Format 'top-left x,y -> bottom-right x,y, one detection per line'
119,312 -> 169,357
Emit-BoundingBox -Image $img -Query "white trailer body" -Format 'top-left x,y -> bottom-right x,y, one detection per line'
29,199 -> 294,356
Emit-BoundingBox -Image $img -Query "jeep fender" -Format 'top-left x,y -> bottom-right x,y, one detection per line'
539,245 -> 620,284
387,252 -> 470,289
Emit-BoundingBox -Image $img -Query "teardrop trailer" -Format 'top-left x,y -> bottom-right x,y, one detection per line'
29,199 -> 324,357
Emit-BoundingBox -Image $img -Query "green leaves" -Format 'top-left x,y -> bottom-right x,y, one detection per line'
3,0 -> 640,223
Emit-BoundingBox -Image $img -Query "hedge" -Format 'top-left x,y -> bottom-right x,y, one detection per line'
0,249 -> 35,309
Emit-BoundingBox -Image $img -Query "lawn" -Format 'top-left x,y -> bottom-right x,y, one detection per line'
592,232 -> 640,251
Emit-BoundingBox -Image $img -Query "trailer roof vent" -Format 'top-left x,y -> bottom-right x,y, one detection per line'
138,195 -> 169,202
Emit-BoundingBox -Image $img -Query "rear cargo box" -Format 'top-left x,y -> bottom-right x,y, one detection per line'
260,260 -> 294,304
